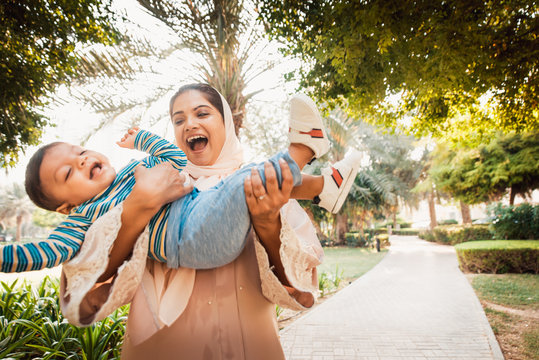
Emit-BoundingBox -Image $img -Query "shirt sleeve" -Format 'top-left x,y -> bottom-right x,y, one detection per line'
255,200 -> 324,310
60,203 -> 150,326
134,130 -> 187,171
0,215 -> 88,272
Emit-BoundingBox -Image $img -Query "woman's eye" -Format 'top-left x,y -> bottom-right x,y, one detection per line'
80,150 -> 86,155
174,118 -> 184,125
198,112 -> 208,117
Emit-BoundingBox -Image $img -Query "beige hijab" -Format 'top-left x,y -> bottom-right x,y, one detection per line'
184,92 -> 244,190
131,89 -> 245,344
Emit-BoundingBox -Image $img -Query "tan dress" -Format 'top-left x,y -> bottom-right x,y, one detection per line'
60,200 -> 322,360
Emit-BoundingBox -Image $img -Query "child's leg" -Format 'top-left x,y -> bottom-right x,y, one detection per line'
290,174 -> 324,200
165,150 -> 303,269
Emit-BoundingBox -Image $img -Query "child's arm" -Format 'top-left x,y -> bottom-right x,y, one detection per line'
117,127 -> 187,171
0,215 -> 87,272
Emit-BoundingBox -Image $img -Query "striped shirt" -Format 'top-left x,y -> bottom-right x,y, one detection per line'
1,130 -> 187,272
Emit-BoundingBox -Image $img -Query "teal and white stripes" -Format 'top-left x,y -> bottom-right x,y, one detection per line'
1,130 -> 186,272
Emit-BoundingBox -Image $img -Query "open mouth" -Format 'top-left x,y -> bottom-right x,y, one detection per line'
187,135 -> 208,151
90,163 -> 102,179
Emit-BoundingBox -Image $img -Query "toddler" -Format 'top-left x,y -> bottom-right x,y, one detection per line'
1,95 -> 361,273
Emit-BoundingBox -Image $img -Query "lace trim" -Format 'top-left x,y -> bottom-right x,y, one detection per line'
279,218 -> 319,293
255,216 -> 320,310
61,203 -> 149,326
255,239 -> 306,311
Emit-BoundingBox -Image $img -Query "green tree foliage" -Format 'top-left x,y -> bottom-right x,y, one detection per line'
258,0 -> 538,137
0,0 -> 118,167
32,208 -> 66,229
430,132 -> 539,205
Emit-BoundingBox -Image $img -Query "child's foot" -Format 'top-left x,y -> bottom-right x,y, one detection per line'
316,148 -> 362,213
288,94 -> 330,161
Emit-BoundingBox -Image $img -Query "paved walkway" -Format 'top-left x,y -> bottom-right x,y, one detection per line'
280,235 -> 504,360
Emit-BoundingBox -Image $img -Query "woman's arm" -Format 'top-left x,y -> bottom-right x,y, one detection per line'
97,163 -> 193,282
244,159 -> 294,286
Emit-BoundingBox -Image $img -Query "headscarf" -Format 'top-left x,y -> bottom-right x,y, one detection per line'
133,89 -> 245,338
184,92 -> 244,190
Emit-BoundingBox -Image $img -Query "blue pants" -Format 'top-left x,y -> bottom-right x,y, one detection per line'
165,150 -> 302,269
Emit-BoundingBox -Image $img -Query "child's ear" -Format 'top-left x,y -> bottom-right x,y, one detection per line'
56,203 -> 73,215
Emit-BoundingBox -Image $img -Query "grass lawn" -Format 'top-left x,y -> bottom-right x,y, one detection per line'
469,274 -> 539,360
318,246 -> 388,282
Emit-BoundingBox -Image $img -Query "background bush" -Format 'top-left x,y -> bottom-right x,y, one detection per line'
489,203 -> 539,240
455,240 -> 539,274
0,277 -> 127,359
391,229 -> 420,236
439,219 -> 459,225
419,224 -> 492,245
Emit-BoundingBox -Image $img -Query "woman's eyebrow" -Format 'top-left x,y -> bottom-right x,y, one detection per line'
172,104 -> 210,117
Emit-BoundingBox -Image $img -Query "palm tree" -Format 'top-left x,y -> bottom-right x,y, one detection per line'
67,0 -> 270,137
0,184 -> 35,242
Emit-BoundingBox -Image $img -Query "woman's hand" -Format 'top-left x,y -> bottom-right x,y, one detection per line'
97,163 -> 193,282
244,158 -> 294,227
244,159 -> 294,286
132,162 -> 193,211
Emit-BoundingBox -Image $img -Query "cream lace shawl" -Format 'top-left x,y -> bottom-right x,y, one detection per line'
60,200 -> 322,327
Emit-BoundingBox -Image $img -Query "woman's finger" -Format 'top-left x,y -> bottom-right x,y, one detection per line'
264,161 -> 279,197
278,158 -> 294,197
244,176 -> 257,207
250,167 -> 267,199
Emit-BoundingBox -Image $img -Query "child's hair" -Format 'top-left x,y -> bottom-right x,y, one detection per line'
169,83 -> 224,119
25,142 -> 62,211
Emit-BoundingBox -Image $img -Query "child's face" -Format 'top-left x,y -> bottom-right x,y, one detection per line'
40,143 -> 116,214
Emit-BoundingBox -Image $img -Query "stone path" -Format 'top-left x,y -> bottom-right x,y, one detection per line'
279,235 -> 504,360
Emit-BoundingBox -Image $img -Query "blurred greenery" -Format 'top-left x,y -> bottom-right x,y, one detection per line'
258,0 -> 538,140
0,0 -> 119,167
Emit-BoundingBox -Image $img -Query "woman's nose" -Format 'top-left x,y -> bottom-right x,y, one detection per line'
183,116 -> 198,131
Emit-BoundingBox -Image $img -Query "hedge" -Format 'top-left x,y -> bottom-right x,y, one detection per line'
419,224 -> 492,245
455,240 -> 539,274
391,229 -> 420,236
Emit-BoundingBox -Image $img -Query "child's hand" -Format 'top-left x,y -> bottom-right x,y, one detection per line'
117,127 -> 140,149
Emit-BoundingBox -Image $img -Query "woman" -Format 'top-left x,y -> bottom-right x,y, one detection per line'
60,84 -> 323,359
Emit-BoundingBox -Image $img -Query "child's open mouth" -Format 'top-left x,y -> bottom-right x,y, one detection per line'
187,135 -> 208,151
90,163 -> 102,179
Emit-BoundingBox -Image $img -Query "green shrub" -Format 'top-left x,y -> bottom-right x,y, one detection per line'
0,277 -> 127,359
489,203 -> 539,240
376,234 -> 390,248
439,219 -> 459,225
392,229 -> 420,236
419,224 -> 492,244
455,240 -> 539,274
318,266 -> 344,297
345,232 -> 373,247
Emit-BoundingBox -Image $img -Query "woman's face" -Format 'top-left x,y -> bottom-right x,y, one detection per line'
171,90 -> 226,166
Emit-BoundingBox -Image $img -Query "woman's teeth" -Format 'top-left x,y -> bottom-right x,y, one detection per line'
187,135 -> 208,151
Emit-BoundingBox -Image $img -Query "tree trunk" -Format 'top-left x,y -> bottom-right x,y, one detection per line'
460,201 -> 472,225
509,186 -> 516,205
16,215 -> 22,242
358,210 -> 367,239
428,191 -> 437,230
335,213 -> 348,245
